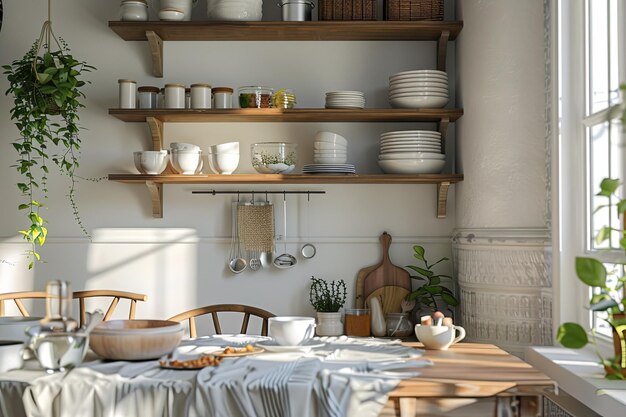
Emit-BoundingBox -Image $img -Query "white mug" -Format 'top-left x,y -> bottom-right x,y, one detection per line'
414,324 -> 465,350
268,316 -> 316,346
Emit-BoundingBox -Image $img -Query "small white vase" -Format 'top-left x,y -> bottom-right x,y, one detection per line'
316,312 -> 343,336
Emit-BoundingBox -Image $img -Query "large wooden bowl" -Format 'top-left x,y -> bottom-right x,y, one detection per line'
89,320 -> 183,360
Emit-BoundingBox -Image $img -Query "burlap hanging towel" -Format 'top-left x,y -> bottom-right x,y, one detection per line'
237,203 -> 274,252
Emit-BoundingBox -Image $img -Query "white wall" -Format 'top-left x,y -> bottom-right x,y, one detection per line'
0,0 -> 457,326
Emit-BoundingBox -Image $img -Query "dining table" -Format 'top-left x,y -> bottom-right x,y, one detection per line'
0,336 -> 553,417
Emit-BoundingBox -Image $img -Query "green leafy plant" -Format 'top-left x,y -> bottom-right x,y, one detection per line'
309,276 -> 347,312
405,245 -> 459,311
3,37 -> 94,268
557,178 -> 626,379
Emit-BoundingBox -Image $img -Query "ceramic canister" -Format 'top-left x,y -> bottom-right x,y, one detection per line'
164,83 -> 185,109
190,83 -> 212,109
118,79 -> 137,108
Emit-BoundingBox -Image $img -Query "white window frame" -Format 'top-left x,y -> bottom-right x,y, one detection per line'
555,0 -> 626,349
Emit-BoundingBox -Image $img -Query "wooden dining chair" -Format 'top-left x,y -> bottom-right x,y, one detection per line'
168,304 -> 275,338
0,289 -> 147,326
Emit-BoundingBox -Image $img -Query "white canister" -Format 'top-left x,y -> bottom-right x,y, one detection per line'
164,83 -> 186,109
120,0 -> 148,21
161,0 -> 196,21
118,79 -> 137,109
212,87 -> 233,109
137,86 -> 160,109
190,83 -> 212,109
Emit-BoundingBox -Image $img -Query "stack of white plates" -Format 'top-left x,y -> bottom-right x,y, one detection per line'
325,91 -> 365,109
378,130 -> 445,174
389,70 -> 449,109
303,164 -> 356,175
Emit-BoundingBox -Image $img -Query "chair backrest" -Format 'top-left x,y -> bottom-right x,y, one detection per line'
168,304 -> 275,338
0,290 -> 147,326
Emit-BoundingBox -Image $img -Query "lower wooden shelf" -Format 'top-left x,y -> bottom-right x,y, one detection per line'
108,173 -> 463,219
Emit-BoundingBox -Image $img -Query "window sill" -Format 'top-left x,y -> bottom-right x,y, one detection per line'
526,346 -> 626,417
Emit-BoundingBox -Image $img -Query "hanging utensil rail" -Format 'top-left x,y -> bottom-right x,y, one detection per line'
192,190 -> 325,196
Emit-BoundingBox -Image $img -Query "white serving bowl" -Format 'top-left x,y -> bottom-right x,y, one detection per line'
314,156 -> 348,164
389,96 -> 449,109
0,317 -> 43,342
378,158 -> 445,174
313,141 -> 347,151
208,152 -> 240,175
268,316 -> 316,346
158,8 -> 185,21
314,131 -> 348,146
171,150 -> 203,175
135,150 -> 169,175
90,320 -> 184,361
379,152 -> 445,160
170,142 -> 201,152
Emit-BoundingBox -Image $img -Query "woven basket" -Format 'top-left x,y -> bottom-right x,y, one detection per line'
318,0 -> 377,21
384,0 -> 444,21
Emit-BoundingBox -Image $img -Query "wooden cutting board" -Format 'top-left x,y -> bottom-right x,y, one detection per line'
355,232 -> 412,314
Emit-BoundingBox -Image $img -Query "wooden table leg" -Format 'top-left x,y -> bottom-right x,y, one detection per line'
399,398 -> 417,417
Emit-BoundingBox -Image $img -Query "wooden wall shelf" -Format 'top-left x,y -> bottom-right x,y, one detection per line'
108,174 -> 463,219
108,21 -> 462,77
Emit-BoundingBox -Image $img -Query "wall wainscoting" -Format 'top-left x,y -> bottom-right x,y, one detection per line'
452,228 -> 552,356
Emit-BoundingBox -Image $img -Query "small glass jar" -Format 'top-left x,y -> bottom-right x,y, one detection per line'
238,86 -> 273,108
272,88 -> 296,109
40,280 -> 78,332
190,83 -> 212,109
344,308 -> 370,337
212,87 -> 233,109
164,83 -> 185,109
185,87 -> 191,109
137,86 -> 160,109
118,79 -> 137,108
386,313 -> 413,337
120,0 -> 148,21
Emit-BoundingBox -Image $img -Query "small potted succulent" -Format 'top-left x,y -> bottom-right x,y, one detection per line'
309,276 -> 347,336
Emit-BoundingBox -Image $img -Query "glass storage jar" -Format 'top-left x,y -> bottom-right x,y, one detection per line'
238,86 -> 273,108
386,312 -> 413,337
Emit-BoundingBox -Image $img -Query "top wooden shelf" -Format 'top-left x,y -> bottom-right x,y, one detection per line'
108,21 -> 463,42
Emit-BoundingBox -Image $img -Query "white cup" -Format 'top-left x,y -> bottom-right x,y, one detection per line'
171,150 -> 203,175
268,316 -> 316,346
414,324 -> 466,350
0,340 -> 24,373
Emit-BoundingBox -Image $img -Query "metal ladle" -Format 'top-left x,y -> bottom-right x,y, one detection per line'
273,193 -> 297,269
228,199 -> 247,273
301,192 -> 316,259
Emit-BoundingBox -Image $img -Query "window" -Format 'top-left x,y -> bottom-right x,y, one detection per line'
558,0 -> 625,338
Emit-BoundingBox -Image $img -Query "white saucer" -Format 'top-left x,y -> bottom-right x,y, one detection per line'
257,340 -> 326,352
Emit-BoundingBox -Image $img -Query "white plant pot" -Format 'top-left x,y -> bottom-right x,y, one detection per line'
315,312 -> 343,336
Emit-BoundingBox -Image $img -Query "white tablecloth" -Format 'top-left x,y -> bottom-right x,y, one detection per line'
0,336 -> 431,417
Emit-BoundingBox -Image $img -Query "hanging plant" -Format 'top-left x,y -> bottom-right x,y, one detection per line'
3,17 -> 95,268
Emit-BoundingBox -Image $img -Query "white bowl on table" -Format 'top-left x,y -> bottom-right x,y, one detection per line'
268,316 -> 316,346
0,316 -> 42,342
378,158 -> 445,174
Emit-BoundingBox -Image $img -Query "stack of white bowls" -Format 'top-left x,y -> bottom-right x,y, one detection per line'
325,91 -> 365,109
389,70 -> 449,109
207,0 -> 262,21
134,150 -> 169,175
208,141 -> 240,175
377,130 -> 445,174
303,132 -> 355,174
170,142 -> 203,175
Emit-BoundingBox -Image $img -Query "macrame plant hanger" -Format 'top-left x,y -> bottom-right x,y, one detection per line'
32,0 -> 63,81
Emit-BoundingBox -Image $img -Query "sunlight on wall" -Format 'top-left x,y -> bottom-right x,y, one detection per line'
83,228 -> 198,320
0,237 -> 36,315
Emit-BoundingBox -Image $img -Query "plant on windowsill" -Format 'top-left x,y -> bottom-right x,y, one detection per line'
3,20 -> 95,268
309,276 -> 347,336
405,245 -> 459,322
557,177 -> 626,380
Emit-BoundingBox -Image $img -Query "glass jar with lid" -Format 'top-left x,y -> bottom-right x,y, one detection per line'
238,86 -> 273,108
385,312 -> 413,337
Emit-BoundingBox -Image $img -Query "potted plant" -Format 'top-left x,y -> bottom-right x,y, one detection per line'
3,30 -> 95,268
405,245 -> 459,321
557,177 -> 626,379
309,276 -> 347,336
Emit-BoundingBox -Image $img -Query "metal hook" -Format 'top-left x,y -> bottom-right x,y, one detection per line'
283,191 -> 286,201
307,191 -> 310,202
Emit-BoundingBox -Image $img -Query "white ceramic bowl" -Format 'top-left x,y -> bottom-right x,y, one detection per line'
313,141 -> 347,151
210,141 -> 240,154
379,152 -> 444,160
389,96 -> 449,109
158,8 -> 185,21
389,87 -> 449,95
170,142 -> 201,152
161,0 -> 193,20
171,150 -> 203,175
135,151 -> 169,175
208,152 -> 240,175
0,317 -> 42,342
378,158 -> 445,174
314,156 -> 348,164
314,131 -> 348,147
268,316 -> 316,346
90,320 -> 184,361
313,150 -> 347,156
